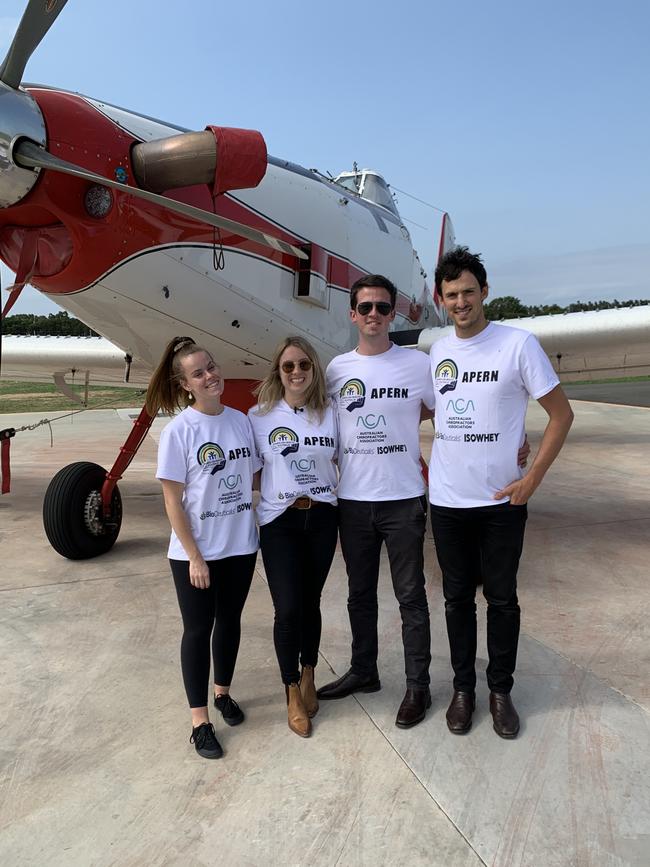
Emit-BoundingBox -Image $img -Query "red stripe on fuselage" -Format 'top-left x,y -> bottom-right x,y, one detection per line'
0,88 -> 423,321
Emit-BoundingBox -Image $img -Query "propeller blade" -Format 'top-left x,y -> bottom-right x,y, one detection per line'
0,0 -> 69,90
14,140 -> 308,260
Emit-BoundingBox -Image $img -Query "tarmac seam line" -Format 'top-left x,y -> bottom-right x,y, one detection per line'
526,516 -> 650,532
317,650 -> 489,867
0,569 -> 167,594
523,631 -> 650,715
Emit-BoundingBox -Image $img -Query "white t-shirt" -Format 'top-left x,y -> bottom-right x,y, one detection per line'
428,322 -> 560,508
248,400 -> 338,526
327,343 -> 435,501
156,406 -> 261,560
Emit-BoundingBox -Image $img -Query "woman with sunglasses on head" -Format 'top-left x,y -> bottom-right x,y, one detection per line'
249,337 -> 338,737
146,336 -> 261,760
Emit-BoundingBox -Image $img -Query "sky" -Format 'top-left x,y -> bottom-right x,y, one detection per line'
1,0 -> 649,315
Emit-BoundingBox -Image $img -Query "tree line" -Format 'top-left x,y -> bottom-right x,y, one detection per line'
2,311 -> 99,336
484,296 -> 650,321
2,299 -> 649,335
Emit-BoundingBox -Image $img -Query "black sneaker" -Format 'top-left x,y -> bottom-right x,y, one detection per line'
190,722 -> 223,759
214,693 -> 245,726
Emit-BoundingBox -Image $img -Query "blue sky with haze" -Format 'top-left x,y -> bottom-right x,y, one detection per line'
1,0 -> 649,315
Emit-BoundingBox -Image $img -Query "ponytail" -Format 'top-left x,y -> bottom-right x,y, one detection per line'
145,336 -> 203,416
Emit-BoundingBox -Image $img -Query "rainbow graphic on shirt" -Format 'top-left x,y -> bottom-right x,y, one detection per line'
435,359 -> 458,395
340,378 -> 366,411
196,442 -> 226,474
269,427 -> 300,456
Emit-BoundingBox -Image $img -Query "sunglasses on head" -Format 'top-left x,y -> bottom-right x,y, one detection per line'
355,301 -> 393,316
280,359 -> 313,373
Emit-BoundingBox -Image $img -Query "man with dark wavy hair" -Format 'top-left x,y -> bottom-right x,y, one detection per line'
429,247 -> 574,738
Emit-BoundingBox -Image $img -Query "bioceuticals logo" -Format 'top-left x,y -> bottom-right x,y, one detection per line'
340,378 -> 366,411
355,413 -> 386,430
435,359 -> 458,394
197,442 -> 226,474
268,427 -> 299,456
446,399 -> 475,415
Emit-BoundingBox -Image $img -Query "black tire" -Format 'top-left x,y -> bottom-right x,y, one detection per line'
43,462 -> 122,560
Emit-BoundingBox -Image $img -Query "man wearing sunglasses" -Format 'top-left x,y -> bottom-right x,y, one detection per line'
317,274 -> 435,728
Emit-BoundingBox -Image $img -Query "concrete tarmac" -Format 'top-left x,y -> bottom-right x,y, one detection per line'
563,380 -> 650,408
0,399 -> 648,866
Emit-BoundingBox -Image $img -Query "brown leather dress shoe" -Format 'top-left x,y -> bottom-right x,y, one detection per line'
286,684 -> 311,738
489,692 -> 520,738
395,687 -> 431,729
446,690 -> 475,734
299,665 -> 318,718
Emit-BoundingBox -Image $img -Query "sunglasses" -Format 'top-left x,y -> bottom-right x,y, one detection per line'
355,301 -> 393,316
280,359 -> 313,373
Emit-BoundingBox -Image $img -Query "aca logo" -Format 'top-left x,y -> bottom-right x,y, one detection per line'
290,458 -> 316,472
355,413 -> 386,429
218,473 -> 243,490
269,427 -> 299,456
197,442 -> 226,474
340,378 -> 366,411
446,399 -> 475,415
435,359 -> 458,394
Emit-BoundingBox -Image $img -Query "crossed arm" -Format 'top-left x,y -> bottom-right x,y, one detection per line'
494,385 -> 574,505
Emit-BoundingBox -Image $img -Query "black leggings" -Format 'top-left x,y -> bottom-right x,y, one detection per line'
170,552 -> 257,708
260,503 -> 338,685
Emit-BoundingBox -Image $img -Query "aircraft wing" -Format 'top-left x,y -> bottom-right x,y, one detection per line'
3,306 -> 649,392
417,306 -> 650,381
1,335 -> 151,388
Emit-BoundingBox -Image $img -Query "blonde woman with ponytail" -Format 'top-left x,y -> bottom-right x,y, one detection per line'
147,337 -> 260,760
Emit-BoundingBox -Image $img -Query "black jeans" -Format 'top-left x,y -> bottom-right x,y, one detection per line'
170,553 -> 257,708
430,502 -> 528,694
338,497 -> 431,690
260,503 -> 338,685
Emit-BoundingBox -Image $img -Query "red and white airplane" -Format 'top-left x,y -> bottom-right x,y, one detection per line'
1,0 -> 648,560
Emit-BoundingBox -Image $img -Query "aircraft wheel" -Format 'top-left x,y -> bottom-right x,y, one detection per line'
43,462 -> 122,560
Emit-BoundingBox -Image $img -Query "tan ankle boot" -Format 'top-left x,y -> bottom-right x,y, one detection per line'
285,684 -> 311,737
299,665 -> 319,718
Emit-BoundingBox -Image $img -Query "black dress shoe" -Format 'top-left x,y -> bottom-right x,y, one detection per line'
489,691 -> 520,738
316,668 -> 381,700
446,690 -> 476,734
395,687 -> 431,728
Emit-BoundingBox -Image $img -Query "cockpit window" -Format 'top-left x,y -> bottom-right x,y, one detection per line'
333,170 -> 400,218
360,174 -> 399,216
335,175 -> 362,193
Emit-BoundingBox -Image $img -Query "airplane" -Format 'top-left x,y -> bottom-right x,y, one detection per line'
1,1 -> 648,562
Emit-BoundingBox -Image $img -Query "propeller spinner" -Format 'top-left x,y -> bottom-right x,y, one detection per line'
0,0 -> 60,206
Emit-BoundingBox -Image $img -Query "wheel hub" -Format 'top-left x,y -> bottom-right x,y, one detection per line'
83,490 -> 105,536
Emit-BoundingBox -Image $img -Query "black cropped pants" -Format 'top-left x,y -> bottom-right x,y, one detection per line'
260,503 -> 338,685
170,552 -> 256,708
